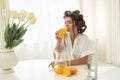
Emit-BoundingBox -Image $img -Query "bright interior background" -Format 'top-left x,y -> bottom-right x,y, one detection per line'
0,0 -> 120,66
9,0 -> 81,60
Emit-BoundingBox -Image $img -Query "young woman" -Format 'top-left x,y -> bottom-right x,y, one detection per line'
49,10 -> 94,67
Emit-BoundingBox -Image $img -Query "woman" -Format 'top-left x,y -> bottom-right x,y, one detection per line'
49,10 -> 94,67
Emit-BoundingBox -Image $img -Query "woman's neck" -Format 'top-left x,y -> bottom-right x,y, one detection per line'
70,32 -> 78,39
70,31 -> 78,46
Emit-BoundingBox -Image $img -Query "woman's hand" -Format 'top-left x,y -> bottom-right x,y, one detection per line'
55,30 -> 62,52
48,61 -> 55,68
55,28 -> 67,41
55,31 -> 62,42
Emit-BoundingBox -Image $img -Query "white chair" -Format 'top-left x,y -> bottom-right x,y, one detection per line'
87,39 -> 98,80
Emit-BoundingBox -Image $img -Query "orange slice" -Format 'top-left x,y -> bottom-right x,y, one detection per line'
54,64 -> 78,77
63,66 -> 71,77
54,64 -> 67,74
70,68 -> 77,75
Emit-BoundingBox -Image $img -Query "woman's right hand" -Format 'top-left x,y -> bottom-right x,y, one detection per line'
55,31 -> 62,42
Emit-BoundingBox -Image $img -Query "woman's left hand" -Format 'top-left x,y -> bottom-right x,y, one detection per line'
48,61 -> 55,68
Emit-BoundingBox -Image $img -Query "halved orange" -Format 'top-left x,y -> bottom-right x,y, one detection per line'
70,68 -> 77,75
63,66 -> 71,77
54,64 -> 67,74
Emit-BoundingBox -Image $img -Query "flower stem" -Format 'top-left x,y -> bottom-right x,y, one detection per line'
25,23 -> 31,29
17,21 -> 20,27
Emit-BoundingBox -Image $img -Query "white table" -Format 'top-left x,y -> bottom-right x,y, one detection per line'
0,59 -> 88,80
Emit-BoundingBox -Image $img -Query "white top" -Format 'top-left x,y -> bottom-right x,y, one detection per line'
60,33 -> 94,60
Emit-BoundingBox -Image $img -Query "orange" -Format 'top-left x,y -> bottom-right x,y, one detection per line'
70,68 -> 77,75
54,64 -> 78,77
63,66 -> 71,77
54,64 -> 67,74
58,28 -> 67,38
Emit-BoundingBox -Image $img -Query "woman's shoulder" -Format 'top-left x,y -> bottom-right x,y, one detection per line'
79,34 -> 93,42
64,33 -> 91,40
79,33 -> 90,39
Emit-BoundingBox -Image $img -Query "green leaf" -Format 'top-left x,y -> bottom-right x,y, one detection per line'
11,23 -> 19,40
4,23 -> 10,43
17,29 -> 27,39
4,23 -> 12,47
8,26 -> 13,45
11,39 -> 24,48
4,22 -> 28,49
12,23 -> 18,31
14,26 -> 24,39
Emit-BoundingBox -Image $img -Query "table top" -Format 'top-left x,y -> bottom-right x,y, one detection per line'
0,59 -> 88,80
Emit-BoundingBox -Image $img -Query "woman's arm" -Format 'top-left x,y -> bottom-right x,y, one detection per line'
49,55 -> 89,67
69,55 -> 88,66
53,40 -> 61,59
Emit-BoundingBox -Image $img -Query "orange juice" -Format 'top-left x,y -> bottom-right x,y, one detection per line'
58,27 -> 67,38
54,64 -> 67,74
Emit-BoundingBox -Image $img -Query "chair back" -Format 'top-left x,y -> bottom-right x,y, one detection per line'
87,39 -> 98,80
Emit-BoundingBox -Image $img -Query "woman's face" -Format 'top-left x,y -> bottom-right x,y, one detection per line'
64,17 -> 74,32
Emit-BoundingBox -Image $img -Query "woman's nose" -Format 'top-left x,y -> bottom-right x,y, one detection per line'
65,23 -> 69,27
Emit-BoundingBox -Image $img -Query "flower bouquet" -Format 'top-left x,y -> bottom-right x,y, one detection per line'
3,9 -> 36,49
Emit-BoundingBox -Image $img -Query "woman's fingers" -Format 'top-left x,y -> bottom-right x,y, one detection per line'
55,31 -> 59,35
55,31 -> 62,40
49,61 -> 55,68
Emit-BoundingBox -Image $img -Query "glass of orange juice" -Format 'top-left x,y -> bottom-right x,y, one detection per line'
53,51 -> 68,74
58,27 -> 67,38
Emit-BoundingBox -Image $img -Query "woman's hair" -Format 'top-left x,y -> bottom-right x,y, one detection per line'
63,10 -> 87,34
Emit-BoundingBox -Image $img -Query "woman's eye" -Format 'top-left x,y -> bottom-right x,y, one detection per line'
65,21 -> 72,24
68,21 -> 72,24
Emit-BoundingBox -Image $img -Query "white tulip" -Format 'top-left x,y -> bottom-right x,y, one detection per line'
27,12 -> 35,20
18,10 -> 27,21
10,10 -> 18,19
30,17 -> 37,24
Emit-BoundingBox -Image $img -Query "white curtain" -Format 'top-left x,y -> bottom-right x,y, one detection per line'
0,0 -> 9,50
79,0 -> 108,61
9,0 -> 80,60
79,0 -> 120,66
106,0 -> 120,66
